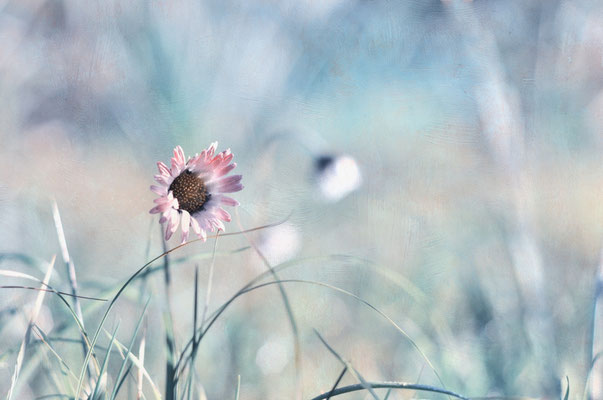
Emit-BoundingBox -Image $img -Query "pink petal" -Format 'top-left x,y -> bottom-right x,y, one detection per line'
215,163 -> 236,178
154,175 -> 171,185
169,146 -> 186,175
219,195 -> 240,207
174,146 -> 185,165
192,217 -> 207,241
211,218 -> 225,231
215,207 -> 231,222
157,162 -> 171,176
150,185 -> 167,195
149,202 -> 171,214
190,216 -> 201,235
170,210 -> 180,231
207,142 -> 218,157
213,175 -> 243,193
165,227 -> 174,241
219,183 -> 243,193
197,215 -> 213,232
207,156 -> 223,170
180,210 -> 191,243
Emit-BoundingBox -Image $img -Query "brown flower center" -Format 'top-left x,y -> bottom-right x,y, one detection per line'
169,170 -> 209,214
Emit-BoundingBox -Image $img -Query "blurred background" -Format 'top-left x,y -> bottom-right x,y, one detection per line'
1,0 -> 602,399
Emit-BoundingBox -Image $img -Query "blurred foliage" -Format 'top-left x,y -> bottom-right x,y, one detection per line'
0,0 -> 602,399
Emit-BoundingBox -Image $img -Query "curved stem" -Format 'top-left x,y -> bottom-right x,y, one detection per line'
310,382 -> 468,400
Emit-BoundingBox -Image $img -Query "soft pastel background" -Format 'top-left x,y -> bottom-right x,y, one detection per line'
1,0 -> 602,399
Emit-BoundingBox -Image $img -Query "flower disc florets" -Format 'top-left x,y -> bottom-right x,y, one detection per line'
168,170 -> 209,214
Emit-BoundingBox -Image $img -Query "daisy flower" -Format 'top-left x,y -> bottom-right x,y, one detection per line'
150,143 -> 243,243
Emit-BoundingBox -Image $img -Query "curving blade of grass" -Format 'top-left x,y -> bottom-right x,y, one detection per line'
103,330 -> 161,400
0,269 -> 103,376
325,367 -> 347,400
75,247 -> 250,323
314,330 -> 379,400
35,327 -> 70,397
137,246 -> 250,282
109,298 -> 151,400
0,269 -> 104,301
0,285 -> 106,301
6,255 -> 55,400
181,278 -> 444,392
174,255 -> 357,373
32,325 -> 79,394
173,254 -> 431,378
90,322 -> 120,400
309,382 -> 469,400
74,218 -> 288,400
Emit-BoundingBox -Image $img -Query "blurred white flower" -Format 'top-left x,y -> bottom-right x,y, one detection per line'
315,155 -> 362,202
257,222 -> 301,266
255,334 -> 292,375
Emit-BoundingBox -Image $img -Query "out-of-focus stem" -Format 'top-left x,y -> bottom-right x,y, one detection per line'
445,1 -> 559,395
589,249 -> 603,400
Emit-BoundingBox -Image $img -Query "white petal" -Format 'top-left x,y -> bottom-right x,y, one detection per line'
180,210 -> 191,243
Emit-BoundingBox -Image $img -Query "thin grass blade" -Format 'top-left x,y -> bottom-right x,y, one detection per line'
90,322 -> 120,400
314,329 -> 379,400
110,298 -> 151,400
6,255 -> 55,400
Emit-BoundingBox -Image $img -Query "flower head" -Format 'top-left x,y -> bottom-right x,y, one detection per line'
150,143 -> 243,243
315,154 -> 361,202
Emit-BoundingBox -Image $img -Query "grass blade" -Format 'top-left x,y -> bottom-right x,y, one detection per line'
110,298 -> 151,400
137,323 -> 147,400
234,210 -> 303,399
588,249 -> 603,400
314,330 -> 379,400
53,201 -> 91,381
189,278 -> 443,391
0,285 -> 105,301
75,218 -> 288,400
33,325 -> 79,393
325,367 -> 347,400
234,375 -> 241,400
103,330 -> 161,400
6,255 -> 55,400
310,382 -> 468,400
160,227 -> 177,400
90,322 -> 120,400
184,265 -> 201,400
